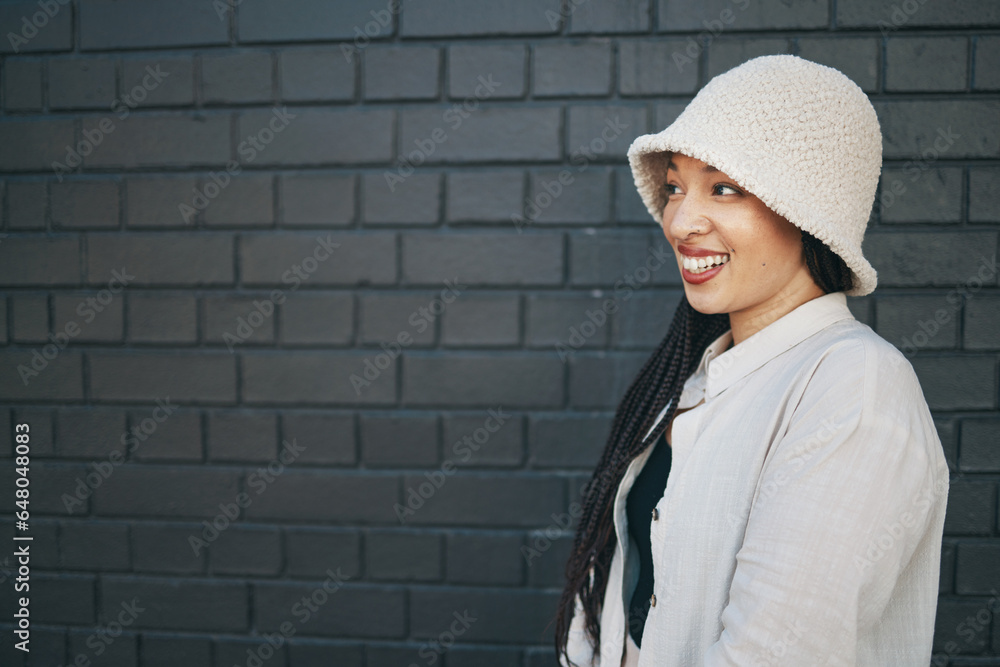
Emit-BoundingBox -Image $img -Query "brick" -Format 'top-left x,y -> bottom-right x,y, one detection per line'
359,292 -> 436,346
122,56 -> 195,106
80,0 -> 228,50
0,1 -> 73,53
961,419 -> 1000,473
48,56 -> 116,109
68,630 -> 134,665
360,413 -> 439,467
399,107 -> 560,162
86,233 -> 234,286
878,167 -> 962,223
446,531 -> 523,584
245,471 -> 398,522
237,107 -> 393,166
529,414 -> 611,468
202,175 -> 274,227
243,352 -> 395,405
279,48 -> 355,102
54,408 -> 125,458
526,532 -> 576,586
363,172 -> 440,225
366,646 -> 428,667
441,293 -> 520,347
875,295 -> 959,352
33,574 -> 95,624
974,36 -> 1000,90
207,411 -> 277,462
60,520 -> 130,570
238,0 -> 392,42
654,100 -> 690,131
911,357 -> 995,411
410,588 -> 560,643
279,292 -> 353,346
101,576 -> 247,632
862,232 -> 998,287
526,293 -> 609,349
966,296 -> 1000,350
659,0 -> 828,30
570,232 -> 678,286
13,628 -> 63,666
570,0 -> 650,33
279,173 -> 355,226
285,528 -> 361,578
932,599 -> 990,654
94,466 -> 241,518
797,37 -> 879,93
523,169 -> 610,225
241,233 -> 395,286
706,38 -> 791,79
367,530 -> 441,580
51,179 -> 118,228
133,522 -> 205,573
215,639 -> 287,667
0,350 -> 84,402
442,410 -> 523,467
837,0 -> 1000,27
3,519 -> 56,569
886,37 -> 968,92
969,167 -> 1000,223
281,412 -> 356,465
52,289 -> 123,344
402,354 -> 563,407
614,290 -> 681,347
619,40 -> 699,95
874,101 -> 999,159
2,462 -> 89,514
80,113 -> 230,168
255,582 -> 404,638
402,0 -> 562,36
451,647 -> 522,667
202,51 -> 274,105
5,180 -> 46,229
616,167 -> 652,223
127,293 -> 198,344
943,480 -> 995,536
533,42 -> 612,97
2,58 -> 42,110
939,540 -> 955,594
10,293 -> 47,342
0,118 -> 75,171
365,46 -> 439,101
209,525 -> 281,575
568,352 -> 648,408
89,352 -> 237,403
955,543 -> 1000,594
288,643 -> 363,667
125,175 -> 199,228
142,636 -> 211,667
446,170 -> 524,223
448,44 -> 526,99
402,233 -> 562,285
129,409 -> 201,461
935,418 -> 958,473
846,296 -> 872,327
404,473 -> 564,526
568,105 -> 647,160
203,295 -> 275,346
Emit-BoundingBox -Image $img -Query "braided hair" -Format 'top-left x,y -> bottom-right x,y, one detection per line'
553,230 -> 852,666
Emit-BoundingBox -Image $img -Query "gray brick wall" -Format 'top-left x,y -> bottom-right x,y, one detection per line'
0,1 -> 997,665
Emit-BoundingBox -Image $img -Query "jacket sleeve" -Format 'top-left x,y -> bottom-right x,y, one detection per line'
701,337 -> 949,666
561,568 -> 599,667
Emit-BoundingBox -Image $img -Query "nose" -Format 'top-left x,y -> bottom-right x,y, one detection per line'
663,190 -> 712,241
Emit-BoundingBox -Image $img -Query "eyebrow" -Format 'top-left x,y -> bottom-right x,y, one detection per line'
666,159 -> 719,174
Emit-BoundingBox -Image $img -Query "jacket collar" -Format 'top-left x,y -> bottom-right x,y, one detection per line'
694,291 -> 855,399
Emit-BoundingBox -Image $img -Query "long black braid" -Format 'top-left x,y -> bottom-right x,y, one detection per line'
553,230 -> 852,666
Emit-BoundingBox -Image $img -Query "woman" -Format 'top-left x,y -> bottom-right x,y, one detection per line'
554,55 -> 950,667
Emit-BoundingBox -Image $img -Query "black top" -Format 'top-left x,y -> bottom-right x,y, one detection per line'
625,428 -> 672,647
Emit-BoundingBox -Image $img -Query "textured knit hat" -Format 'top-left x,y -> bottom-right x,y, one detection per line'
627,54 -> 882,296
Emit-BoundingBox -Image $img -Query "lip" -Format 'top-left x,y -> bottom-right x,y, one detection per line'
676,244 -> 730,285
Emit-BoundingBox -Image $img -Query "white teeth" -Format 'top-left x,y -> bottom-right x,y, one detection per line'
683,253 -> 730,274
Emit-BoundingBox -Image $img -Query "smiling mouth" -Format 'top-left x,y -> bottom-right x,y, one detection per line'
681,254 -> 730,274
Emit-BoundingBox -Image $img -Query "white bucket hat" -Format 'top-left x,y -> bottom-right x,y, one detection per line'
627,54 -> 881,296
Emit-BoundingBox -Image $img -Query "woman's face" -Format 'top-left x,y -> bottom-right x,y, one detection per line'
660,153 -> 823,341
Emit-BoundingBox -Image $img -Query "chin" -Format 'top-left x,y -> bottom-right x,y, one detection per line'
683,289 -> 728,316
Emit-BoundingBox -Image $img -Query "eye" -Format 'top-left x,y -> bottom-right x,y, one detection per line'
714,183 -> 741,196
665,183 -> 681,196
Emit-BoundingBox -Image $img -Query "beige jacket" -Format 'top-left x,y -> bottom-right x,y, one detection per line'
562,291 -> 950,667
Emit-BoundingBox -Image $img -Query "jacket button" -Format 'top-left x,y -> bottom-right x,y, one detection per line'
650,593 -> 657,607
651,507 -> 659,521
